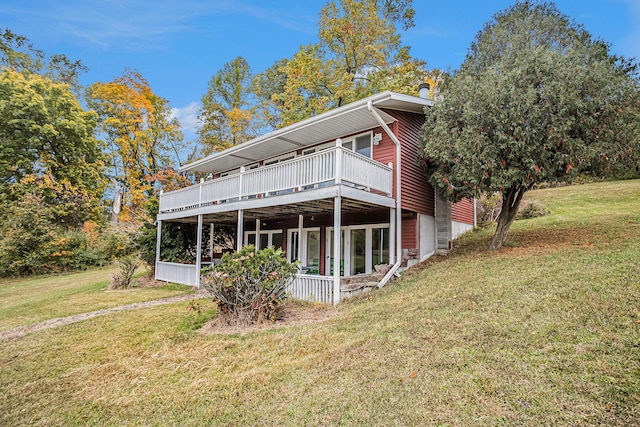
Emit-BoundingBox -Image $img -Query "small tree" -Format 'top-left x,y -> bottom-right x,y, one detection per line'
201,245 -> 298,324
419,1 -> 640,249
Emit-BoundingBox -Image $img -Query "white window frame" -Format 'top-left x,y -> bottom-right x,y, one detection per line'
244,229 -> 283,248
219,163 -> 259,177
325,223 -> 389,276
302,142 -> 334,156
287,227 -> 321,265
264,152 -> 296,166
341,131 -> 372,158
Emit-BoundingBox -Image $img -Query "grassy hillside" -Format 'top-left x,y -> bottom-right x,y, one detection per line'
0,266 -> 194,331
1,180 -> 638,426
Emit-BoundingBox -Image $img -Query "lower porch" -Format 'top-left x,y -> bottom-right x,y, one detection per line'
155,262 -> 387,304
155,189 -> 403,304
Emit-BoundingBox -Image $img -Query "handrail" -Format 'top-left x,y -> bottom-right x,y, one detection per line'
159,146 -> 393,213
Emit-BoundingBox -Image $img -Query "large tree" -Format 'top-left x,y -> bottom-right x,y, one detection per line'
419,1 -> 640,249
0,68 -> 104,200
261,0 -> 428,127
89,69 -> 184,223
199,56 -> 257,154
1,28 -> 87,94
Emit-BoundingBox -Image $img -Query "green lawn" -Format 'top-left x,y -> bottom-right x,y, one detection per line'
0,179 -> 639,426
0,266 -> 195,332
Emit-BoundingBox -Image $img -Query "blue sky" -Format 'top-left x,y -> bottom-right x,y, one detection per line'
2,0 -> 639,142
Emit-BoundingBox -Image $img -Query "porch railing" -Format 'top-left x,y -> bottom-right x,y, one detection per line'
159,147 -> 393,213
288,274 -> 334,304
156,261 -> 198,286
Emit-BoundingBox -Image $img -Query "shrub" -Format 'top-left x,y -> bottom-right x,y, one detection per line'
201,245 -> 298,324
98,226 -> 136,261
475,192 -> 502,227
109,256 -> 139,289
516,199 -> 551,220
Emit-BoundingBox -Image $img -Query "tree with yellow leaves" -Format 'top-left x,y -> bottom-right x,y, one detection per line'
199,56 -> 258,155
266,0 -> 428,126
89,69 -> 184,223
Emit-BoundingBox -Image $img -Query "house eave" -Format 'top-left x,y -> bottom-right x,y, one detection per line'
181,91 -> 432,175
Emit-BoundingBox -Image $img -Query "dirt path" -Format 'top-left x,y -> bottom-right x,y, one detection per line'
0,292 -> 208,342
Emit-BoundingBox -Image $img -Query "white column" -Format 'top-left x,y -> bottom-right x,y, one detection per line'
335,138 -> 342,186
255,218 -> 261,250
209,223 -> 214,260
238,166 -> 245,200
236,209 -> 244,251
297,214 -> 304,263
333,196 -> 341,305
389,208 -> 396,264
195,214 -> 203,288
365,227 -> 372,274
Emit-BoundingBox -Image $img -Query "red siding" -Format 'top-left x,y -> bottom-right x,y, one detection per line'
402,215 -> 417,250
382,109 -> 434,216
372,125 -> 397,197
452,198 -> 475,225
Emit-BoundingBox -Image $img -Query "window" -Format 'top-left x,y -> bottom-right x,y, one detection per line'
326,224 -> 390,276
287,228 -> 320,274
372,227 -> 389,266
305,230 -> 320,274
302,142 -> 333,156
244,229 -> 282,249
342,132 -> 372,158
264,153 -> 296,195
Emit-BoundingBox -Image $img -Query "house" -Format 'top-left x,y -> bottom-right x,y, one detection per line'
155,91 -> 475,304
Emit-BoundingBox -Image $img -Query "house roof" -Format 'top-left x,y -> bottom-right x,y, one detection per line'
181,91 -> 433,174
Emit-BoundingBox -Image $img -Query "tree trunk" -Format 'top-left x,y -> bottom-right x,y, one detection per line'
489,185 -> 526,250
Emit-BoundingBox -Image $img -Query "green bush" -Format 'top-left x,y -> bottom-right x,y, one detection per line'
516,199 -> 551,220
97,227 -> 136,261
109,256 -> 139,289
201,245 -> 298,324
475,192 -> 502,227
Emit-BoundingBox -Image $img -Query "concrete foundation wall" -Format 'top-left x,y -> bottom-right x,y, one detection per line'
452,220 -> 474,240
419,214 -> 435,258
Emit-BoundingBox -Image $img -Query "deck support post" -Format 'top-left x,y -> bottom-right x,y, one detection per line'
297,214 -> 304,263
236,209 -> 244,251
209,223 -> 214,260
389,208 -> 396,265
195,214 -> 203,288
333,195 -> 341,305
255,218 -> 261,250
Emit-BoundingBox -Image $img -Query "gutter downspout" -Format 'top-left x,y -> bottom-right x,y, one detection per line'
368,101 -> 402,288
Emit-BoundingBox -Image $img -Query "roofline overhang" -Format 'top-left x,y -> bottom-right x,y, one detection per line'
180,91 -> 433,174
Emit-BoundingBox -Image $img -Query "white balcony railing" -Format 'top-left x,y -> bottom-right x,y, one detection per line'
288,274 -> 334,303
159,146 -> 393,213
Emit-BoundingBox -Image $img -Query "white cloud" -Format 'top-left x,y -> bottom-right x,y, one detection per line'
170,102 -> 201,136
2,0 -> 314,52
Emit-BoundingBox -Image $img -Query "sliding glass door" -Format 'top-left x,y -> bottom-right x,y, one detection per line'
326,224 -> 389,276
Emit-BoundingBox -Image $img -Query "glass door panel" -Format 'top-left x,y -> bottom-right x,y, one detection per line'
350,229 -> 366,275
271,232 -> 283,249
305,230 -> 320,274
288,231 -> 299,263
327,230 -> 345,276
259,233 -> 269,249
372,227 -> 390,266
